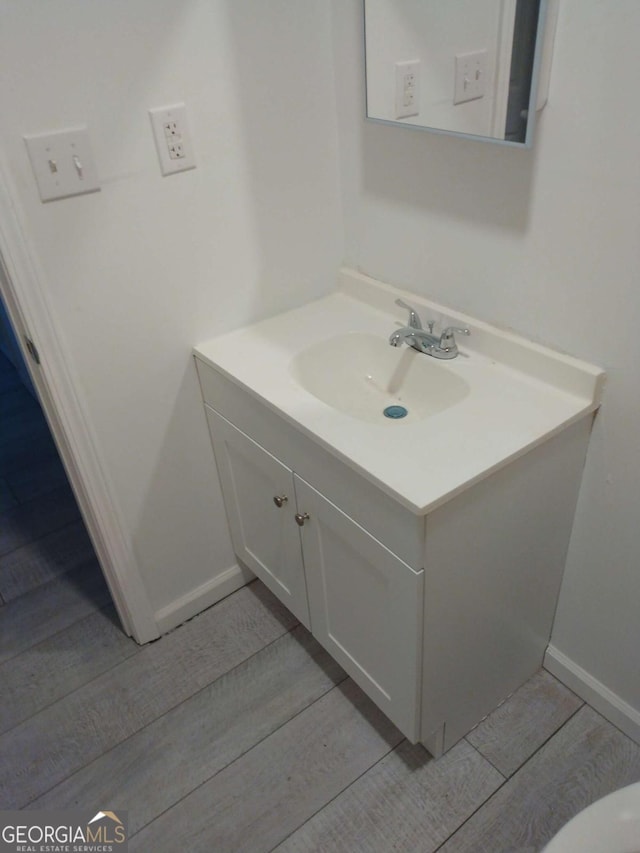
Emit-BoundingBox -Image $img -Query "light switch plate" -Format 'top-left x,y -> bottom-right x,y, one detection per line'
24,127 -> 100,202
454,50 -> 488,105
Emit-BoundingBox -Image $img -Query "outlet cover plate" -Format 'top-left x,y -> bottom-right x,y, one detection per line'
149,103 -> 196,176
395,60 -> 420,119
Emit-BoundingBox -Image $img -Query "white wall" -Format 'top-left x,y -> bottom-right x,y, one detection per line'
0,0 -> 343,621
333,0 -> 640,723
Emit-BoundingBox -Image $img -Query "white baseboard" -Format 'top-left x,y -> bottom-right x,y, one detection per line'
154,563 -> 254,635
545,645 -> 640,746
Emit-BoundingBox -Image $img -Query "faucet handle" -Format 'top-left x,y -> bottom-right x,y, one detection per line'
439,326 -> 470,350
395,298 -> 423,330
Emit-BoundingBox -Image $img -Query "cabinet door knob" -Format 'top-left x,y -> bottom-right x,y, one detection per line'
273,495 -> 288,508
294,512 -> 310,527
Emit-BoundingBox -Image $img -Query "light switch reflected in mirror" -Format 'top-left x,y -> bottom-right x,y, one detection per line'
364,0 -> 555,147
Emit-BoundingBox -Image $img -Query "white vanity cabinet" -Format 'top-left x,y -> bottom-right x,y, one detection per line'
207,409 -> 311,629
287,475 -> 423,742
194,268 -> 605,758
206,407 -> 424,741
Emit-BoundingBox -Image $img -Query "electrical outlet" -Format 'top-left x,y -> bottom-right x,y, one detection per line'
149,104 -> 196,176
454,51 -> 487,105
168,141 -> 185,160
395,60 -> 420,119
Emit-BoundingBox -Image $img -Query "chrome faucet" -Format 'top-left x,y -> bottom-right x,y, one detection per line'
390,298 -> 470,359
395,298 -> 425,331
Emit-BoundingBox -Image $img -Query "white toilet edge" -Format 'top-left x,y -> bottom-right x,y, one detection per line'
543,781 -> 640,853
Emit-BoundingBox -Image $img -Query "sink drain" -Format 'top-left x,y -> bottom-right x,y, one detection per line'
383,405 -> 408,419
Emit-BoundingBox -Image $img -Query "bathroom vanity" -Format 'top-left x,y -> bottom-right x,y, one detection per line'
194,269 -> 604,757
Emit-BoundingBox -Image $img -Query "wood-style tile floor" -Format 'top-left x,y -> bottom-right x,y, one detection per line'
2,350 -> 640,851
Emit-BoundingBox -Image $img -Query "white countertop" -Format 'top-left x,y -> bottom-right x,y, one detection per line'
194,269 -> 605,515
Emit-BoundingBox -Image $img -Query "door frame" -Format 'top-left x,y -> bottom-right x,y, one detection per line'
0,151 -> 158,643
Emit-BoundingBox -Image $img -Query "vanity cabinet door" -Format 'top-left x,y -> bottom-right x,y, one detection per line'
294,476 -> 424,741
205,409 -> 311,629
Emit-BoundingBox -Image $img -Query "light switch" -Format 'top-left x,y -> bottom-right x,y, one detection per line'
24,127 -> 100,202
454,51 -> 488,105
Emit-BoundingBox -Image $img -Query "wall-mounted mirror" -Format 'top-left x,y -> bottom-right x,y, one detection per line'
364,0 -> 555,147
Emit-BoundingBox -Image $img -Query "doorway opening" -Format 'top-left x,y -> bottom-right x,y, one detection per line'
0,296 -> 114,640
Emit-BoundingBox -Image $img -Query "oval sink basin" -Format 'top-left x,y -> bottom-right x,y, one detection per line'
290,332 -> 470,423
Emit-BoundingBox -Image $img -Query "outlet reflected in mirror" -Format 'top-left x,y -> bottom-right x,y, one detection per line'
364,0 -> 548,146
